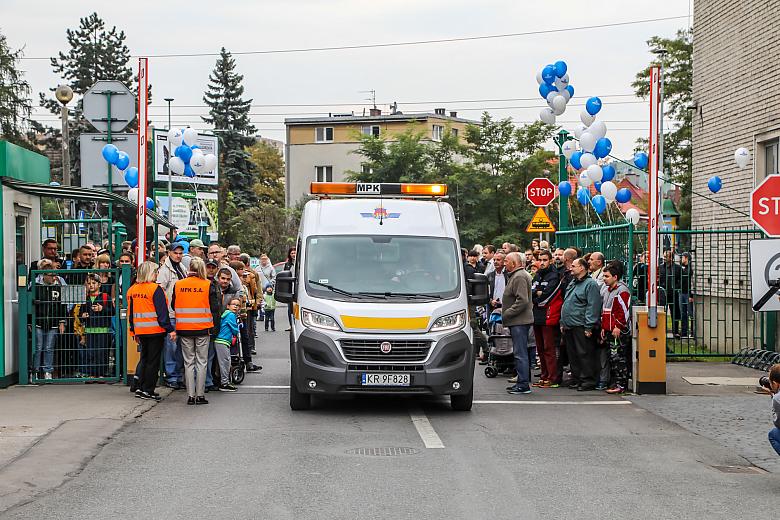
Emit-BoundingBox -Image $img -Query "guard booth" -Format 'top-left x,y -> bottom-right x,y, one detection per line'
0,140 -> 175,388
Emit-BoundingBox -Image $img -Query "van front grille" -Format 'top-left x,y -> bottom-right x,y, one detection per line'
340,340 -> 431,362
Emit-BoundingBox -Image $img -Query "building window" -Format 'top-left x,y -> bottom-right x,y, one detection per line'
361,125 -> 380,137
766,139 -> 779,176
451,128 -> 458,138
315,166 -> 333,182
315,127 -> 334,142
432,125 -> 444,141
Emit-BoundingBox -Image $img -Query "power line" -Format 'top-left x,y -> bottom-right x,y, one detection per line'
19,15 -> 688,60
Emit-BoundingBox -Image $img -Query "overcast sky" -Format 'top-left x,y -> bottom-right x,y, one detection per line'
6,0 -> 690,158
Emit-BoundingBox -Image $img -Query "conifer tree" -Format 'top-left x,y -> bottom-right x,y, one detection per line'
0,30 -> 33,149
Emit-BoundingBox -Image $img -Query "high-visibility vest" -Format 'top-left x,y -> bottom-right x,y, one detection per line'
173,276 -> 214,331
127,282 -> 167,335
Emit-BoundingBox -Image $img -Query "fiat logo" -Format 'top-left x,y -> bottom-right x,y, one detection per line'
380,341 -> 392,354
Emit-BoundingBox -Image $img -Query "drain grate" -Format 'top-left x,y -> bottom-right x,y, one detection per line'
346,447 -> 420,457
711,465 -> 766,474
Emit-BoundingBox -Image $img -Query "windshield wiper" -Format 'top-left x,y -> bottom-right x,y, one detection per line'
359,291 -> 443,299
308,280 -> 385,299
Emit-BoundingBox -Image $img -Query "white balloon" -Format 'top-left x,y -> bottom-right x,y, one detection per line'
183,127 -> 199,147
573,123 -> 587,139
560,88 -> 571,101
559,73 -> 570,88
552,95 -> 567,115
586,164 -> 603,183
204,154 -> 218,172
167,128 -> 183,148
546,91 -> 558,104
562,140 -> 576,159
580,152 -> 597,169
580,132 -> 597,153
169,156 -> 185,175
625,208 -> 641,225
554,78 -> 565,91
190,152 -> 207,175
536,71 -> 543,85
600,181 -> 618,202
589,121 -> 607,141
734,147 -> 750,169
579,171 -> 592,187
127,187 -> 139,203
580,110 -> 595,127
539,107 -> 556,125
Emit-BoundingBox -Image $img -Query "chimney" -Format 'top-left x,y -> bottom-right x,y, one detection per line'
449,111 -> 457,118
369,108 -> 382,116
434,108 -> 446,116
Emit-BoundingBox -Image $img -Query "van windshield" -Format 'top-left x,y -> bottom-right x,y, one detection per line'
304,235 -> 461,301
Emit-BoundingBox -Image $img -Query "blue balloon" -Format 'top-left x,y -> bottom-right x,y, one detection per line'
708,176 -> 722,193
593,137 -> 613,159
601,164 -> 616,182
577,187 -> 591,206
585,97 -> 602,116
633,152 -> 649,170
190,145 -> 200,150
592,194 -> 607,214
554,60 -> 567,78
542,65 -> 556,85
539,83 -> 552,99
184,164 -> 195,178
594,181 -> 602,193
146,197 -> 155,210
566,85 -> 574,98
616,188 -> 632,204
124,167 -> 139,188
558,181 -> 572,197
570,150 -> 583,170
176,145 -> 193,163
115,151 -> 130,171
101,144 -> 119,164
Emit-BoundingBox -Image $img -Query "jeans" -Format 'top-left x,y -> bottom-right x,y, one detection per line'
34,327 -> 57,373
509,324 -> 532,390
769,427 -> 780,456
264,309 -> 276,330
679,293 -> 693,337
164,318 -> 183,384
81,332 -> 112,377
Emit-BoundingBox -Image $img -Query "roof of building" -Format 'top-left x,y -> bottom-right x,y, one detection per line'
285,112 -> 479,126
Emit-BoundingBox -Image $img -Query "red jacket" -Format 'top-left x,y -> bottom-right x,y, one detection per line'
601,282 -> 631,332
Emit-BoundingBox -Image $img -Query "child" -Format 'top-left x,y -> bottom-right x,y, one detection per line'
80,273 -> 114,377
214,297 -> 240,392
263,284 -> 277,332
600,262 -> 631,394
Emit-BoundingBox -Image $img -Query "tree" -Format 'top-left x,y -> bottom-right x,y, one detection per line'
247,140 -> 285,206
632,29 -> 692,228
346,125 -> 431,183
0,30 -> 33,149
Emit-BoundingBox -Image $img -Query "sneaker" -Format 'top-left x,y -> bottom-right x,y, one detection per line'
595,383 -> 608,391
532,380 -> 547,387
251,349 -> 257,355
136,390 -> 157,400
195,396 -> 209,405
507,385 -> 532,395
606,385 -> 625,394
44,372 -> 52,380
220,383 -> 238,392
544,382 -> 560,388
187,396 -> 196,405
507,376 -> 518,384
246,364 -> 262,372
285,327 -> 292,332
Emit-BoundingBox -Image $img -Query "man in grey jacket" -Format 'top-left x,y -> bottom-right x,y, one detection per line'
502,252 -> 535,395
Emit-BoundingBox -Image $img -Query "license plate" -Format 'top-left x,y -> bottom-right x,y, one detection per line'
361,373 -> 410,386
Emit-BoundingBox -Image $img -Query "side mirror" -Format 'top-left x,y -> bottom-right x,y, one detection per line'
467,272 -> 489,305
275,270 -> 296,304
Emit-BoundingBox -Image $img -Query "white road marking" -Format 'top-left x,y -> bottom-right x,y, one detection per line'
239,385 -> 291,389
409,408 -> 445,449
474,400 -> 632,405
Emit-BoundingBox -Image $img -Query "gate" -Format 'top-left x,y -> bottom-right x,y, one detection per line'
556,225 -> 775,358
19,267 -> 127,384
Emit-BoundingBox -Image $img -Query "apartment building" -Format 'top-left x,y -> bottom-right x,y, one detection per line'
284,108 -> 477,206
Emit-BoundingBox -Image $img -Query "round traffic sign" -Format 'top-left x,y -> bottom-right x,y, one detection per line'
526,177 -> 556,207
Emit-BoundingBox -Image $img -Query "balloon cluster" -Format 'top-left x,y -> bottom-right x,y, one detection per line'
101,143 -> 153,209
167,128 -> 217,178
537,60 -> 575,125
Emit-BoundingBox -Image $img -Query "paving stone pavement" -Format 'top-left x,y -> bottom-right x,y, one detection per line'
628,394 -> 780,473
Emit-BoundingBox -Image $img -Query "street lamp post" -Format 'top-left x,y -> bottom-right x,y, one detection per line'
55,85 -> 74,186
164,97 -> 174,221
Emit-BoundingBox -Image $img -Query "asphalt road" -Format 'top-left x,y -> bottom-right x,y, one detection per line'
4,316 -> 779,519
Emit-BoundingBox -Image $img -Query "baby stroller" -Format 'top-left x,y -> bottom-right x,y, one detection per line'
484,310 -> 515,378
229,335 -> 246,385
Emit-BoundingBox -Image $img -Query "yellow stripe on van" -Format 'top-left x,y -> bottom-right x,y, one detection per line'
340,315 -> 430,330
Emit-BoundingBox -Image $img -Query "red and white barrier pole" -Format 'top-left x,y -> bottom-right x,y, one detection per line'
648,65 -> 660,327
136,57 -> 149,266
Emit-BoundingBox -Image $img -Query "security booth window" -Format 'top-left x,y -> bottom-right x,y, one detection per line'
304,235 -> 461,302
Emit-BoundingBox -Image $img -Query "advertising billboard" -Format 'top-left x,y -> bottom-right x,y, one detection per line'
153,129 -> 219,186
153,189 -> 218,240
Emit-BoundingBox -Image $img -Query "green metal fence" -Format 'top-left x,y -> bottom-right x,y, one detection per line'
556,225 -> 775,358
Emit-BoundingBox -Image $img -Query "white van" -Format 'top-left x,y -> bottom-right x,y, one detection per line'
275,182 -> 489,411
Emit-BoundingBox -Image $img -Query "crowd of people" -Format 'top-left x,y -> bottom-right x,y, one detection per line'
465,240 -> 633,395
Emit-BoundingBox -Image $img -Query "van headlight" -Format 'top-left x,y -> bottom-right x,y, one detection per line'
301,309 -> 341,331
430,310 -> 467,332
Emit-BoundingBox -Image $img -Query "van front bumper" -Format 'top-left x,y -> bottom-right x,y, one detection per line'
291,328 -> 474,396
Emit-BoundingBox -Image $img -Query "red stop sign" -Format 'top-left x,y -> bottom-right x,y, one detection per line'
751,175 -> 780,237
526,177 -> 556,207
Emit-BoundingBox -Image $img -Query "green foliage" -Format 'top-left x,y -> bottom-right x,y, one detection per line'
247,141 -> 285,206
220,199 -> 299,260
0,30 -> 33,149
348,113 -> 555,247
632,29 -> 692,229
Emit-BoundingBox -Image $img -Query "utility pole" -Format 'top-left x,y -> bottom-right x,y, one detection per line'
554,130 -> 573,232
165,97 -> 174,220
